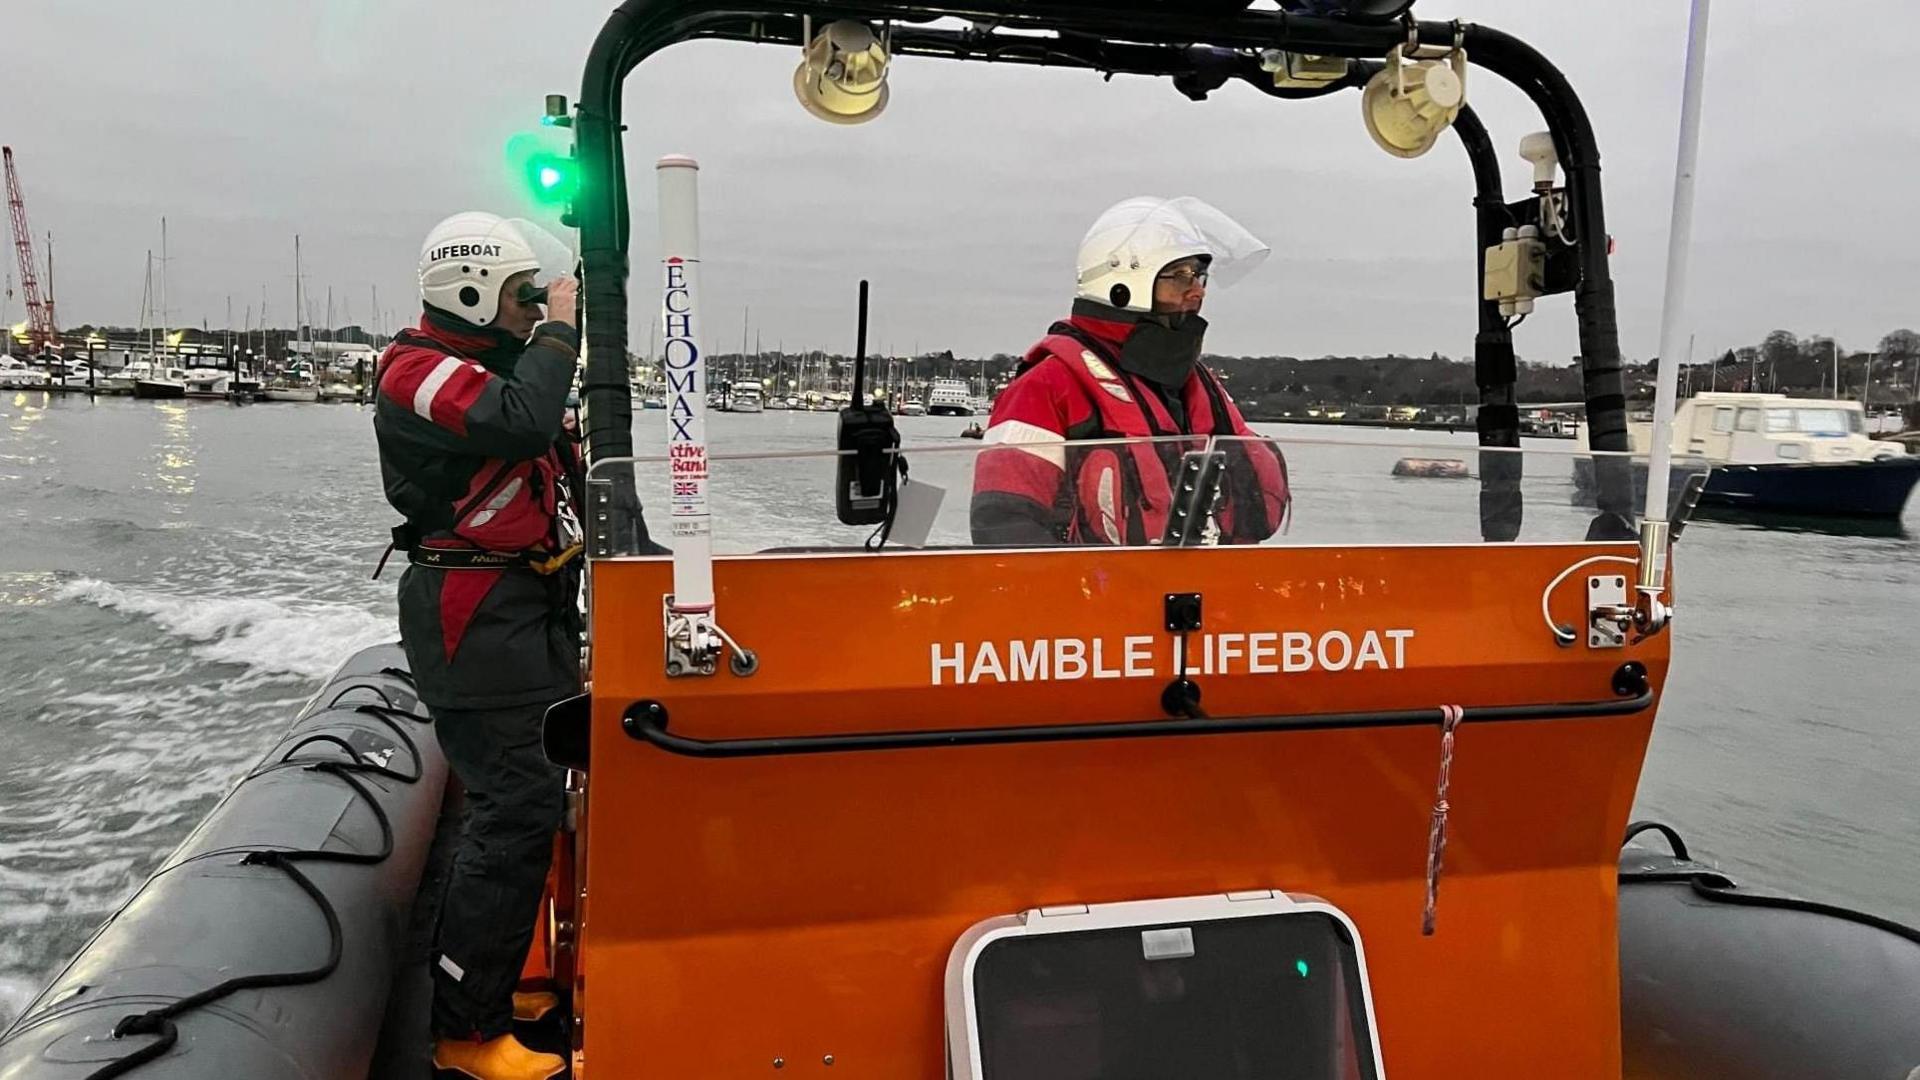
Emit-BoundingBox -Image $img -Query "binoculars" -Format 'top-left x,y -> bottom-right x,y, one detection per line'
515,281 -> 551,306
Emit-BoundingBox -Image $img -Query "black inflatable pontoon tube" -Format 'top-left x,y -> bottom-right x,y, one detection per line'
0,646 -> 448,1080
622,687 -> 1654,758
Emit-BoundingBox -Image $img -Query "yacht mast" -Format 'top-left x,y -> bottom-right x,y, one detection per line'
294,234 -> 304,373
139,252 -> 153,357
159,218 -> 169,364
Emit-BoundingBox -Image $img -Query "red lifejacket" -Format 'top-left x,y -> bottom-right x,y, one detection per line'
374,321 -> 581,559
972,320 -> 1290,546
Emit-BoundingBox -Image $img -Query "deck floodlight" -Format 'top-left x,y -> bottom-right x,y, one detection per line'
794,18 -> 891,125
1361,43 -> 1467,159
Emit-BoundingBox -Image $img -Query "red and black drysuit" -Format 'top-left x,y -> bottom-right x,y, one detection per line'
372,307 -> 582,1042
971,302 -> 1291,545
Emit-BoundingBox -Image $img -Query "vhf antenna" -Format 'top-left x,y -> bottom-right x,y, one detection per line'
852,279 -> 869,406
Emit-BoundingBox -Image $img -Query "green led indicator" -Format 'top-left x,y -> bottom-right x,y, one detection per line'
1295,958 -> 1310,978
538,166 -> 563,189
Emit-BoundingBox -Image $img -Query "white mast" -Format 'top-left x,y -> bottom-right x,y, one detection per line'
1638,0 -> 1713,635
159,218 -> 170,363
139,252 -> 153,357
294,235 -> 304,371
656,154 -> 736,678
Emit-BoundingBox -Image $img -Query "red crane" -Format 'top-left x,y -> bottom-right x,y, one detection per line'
3,146 -> 57,352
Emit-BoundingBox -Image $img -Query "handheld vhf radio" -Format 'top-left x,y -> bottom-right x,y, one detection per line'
835,280 -> 902,527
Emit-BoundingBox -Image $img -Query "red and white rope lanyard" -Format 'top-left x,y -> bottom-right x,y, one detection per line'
1422,704 -> 1465,936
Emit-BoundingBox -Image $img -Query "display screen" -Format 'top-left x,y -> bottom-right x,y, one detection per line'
972,911 -> 1377,1080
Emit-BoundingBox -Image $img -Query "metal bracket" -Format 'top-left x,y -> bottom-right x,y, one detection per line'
663,596 -> 721,677
1586,574 -> 1631,649
585,476 -> 613,558
1164,593 -> 1203,633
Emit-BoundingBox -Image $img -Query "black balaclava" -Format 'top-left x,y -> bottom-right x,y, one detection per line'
423,303 -> 528,375
1073,251 -> 1212,389
1117,310 -> 1208,389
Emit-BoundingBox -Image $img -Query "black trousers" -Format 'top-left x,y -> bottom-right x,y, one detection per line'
429,702 -> 566,1041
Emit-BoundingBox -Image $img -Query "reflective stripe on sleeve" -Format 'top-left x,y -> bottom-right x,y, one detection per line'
983,418 -> 1067,469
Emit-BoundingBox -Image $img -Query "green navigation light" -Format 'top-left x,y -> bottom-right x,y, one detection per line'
506,131 -> 579,208
1295,958 -> 1310,978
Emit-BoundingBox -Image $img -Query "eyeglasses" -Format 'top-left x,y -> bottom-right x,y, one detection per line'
1156,267 -> 1209,289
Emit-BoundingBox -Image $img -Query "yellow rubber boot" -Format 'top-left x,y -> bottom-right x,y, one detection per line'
512,990 -> 559,1023
432,1033 -> 565,1080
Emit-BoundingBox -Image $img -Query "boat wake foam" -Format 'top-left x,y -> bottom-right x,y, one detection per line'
56,577 -> 393,683
0,976 -> 38,1029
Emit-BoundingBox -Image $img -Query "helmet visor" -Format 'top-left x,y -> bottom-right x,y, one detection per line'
1084,196 -> 1270,291
505,217 -> 577,292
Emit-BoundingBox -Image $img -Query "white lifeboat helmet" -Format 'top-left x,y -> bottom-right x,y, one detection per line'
1074,196 -> 1271,313
418,212 -> 545,327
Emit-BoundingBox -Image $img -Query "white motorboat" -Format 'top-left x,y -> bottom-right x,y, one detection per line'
100,358 -> 160,394
728,379 -> 765,413
185,368 -> 232,398
58,360 -> 98,389
0,357 -> 47,388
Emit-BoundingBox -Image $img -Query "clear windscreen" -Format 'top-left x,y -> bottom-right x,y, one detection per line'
585,418 -> 1710,556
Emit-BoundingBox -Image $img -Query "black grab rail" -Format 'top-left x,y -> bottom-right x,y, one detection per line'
618,684 -> 1655,760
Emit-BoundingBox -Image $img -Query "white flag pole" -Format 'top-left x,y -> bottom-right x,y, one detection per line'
1637,0 -> 1712,635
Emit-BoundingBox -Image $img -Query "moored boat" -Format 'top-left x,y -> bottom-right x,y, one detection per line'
184,367 -> 232,399
100,358 -> 158,394
259,384 -> 320,403
926,376 -> 975,416
132,367 -> 189,399
1577,392 -> 1917,518
0,357 -> 47,388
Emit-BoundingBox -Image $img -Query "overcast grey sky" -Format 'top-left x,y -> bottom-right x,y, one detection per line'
4,1 -> 1916,363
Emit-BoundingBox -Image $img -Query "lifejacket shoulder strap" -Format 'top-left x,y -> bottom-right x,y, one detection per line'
1037,324 -> 1182,440
1193,365 -> 1238,438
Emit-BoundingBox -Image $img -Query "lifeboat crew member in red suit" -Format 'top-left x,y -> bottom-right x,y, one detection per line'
971,196 -> 1290,546
374,211 -> 613,1080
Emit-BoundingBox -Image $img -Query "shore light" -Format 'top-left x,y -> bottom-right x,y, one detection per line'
793,18 -> 891,124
